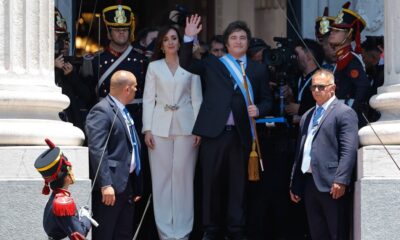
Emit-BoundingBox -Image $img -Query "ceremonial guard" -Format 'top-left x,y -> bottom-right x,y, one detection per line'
315,7 -> 337,72
83,4 -> 146,130
329,2 -> 370,127
34,139 -> 96,240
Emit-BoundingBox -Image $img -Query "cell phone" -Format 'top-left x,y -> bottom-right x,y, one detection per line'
63,56 -> 83,65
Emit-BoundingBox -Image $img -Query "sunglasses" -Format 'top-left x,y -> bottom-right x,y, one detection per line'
310,84 -> 332,91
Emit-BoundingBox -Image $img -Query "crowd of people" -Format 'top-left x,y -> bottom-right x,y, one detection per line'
38,1 -> 385,240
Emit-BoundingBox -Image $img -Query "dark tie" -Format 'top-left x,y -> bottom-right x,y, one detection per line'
236,59 -> 243,69
312,106 -> 324,127
123,108 -> 141,175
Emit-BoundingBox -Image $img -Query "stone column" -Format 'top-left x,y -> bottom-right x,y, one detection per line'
355,1 -> 400,239
0,0 -> 84,146
0,1 -> 90,238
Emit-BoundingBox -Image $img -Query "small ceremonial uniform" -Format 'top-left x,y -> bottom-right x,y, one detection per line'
43,189 -> 91,240
34,139 -> 91,240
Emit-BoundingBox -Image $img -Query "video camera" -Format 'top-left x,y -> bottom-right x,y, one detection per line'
263,37 -> 297,73
262,37 -> 298,116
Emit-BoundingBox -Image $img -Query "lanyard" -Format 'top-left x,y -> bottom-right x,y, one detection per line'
297,75 -> 312,103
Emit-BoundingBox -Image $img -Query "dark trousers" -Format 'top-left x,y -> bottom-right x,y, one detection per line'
92,179 -> 135,240
304,174 -> 348,240
200,128 -> 247,239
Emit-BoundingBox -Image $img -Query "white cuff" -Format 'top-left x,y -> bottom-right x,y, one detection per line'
184,35 -> 195,43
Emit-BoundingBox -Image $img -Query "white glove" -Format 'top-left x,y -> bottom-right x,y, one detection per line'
79,206 -> 99,227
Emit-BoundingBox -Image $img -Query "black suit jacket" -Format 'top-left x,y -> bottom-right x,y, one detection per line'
179,42 -> 272,149
290,98 -> 358,196
86,95 -> 142,196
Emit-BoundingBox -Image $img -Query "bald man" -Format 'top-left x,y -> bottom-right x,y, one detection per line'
290,69 -> 358,240
86,70 -> 143,240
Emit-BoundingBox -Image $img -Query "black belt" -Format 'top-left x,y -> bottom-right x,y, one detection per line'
224,125 -> 235,131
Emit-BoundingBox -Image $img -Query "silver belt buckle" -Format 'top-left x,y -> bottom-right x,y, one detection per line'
164,104 -> 179,111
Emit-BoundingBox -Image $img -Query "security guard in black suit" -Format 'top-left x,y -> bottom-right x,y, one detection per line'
329,2 -> 370,128
34,139 -> 96,240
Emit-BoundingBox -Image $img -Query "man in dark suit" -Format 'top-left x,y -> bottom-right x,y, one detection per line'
290,69 -> 358,240
86,70 -> 142,240
180,15 -> 272,240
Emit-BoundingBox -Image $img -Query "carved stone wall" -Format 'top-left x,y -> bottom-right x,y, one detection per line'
355,0 -> 384,38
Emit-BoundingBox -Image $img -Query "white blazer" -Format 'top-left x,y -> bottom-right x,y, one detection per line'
142,59 -> 203,137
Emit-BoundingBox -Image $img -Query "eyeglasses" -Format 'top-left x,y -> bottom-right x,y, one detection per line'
310,84 -> 332,91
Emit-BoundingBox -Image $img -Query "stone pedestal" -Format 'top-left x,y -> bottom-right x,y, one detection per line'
354,146 -> 400,240
355,1 -> 400,239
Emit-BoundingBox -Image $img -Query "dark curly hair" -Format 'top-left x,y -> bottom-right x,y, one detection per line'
222,21 -> 252,46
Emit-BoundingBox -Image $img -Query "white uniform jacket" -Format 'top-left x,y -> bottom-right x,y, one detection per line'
142,59 -> 203,137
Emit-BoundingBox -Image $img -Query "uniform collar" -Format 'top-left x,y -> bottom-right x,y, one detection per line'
107,46 -> 124,57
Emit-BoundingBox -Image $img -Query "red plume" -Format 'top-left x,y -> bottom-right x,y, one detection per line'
354,21 -> 362,54
342,1 -> 351,9
116,0 -> 122,5
45,138 -> 56,149
323,7 -> 329,17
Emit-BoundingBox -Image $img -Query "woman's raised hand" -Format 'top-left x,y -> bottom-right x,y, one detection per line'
185,14 -> 202,37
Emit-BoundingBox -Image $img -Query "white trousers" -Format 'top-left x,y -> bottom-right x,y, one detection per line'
149,135 -> 198,240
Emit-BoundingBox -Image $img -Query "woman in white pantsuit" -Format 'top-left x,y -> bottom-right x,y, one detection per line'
142,25 -> 202,240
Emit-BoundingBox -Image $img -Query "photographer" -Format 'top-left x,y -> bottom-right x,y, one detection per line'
54,8 -> 92,131
286,39 -> 324,124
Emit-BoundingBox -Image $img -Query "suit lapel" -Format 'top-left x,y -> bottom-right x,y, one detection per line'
106,96 -> 132,146
210,56 -> 235,88
314,98 -> 338,136
300,108 -> 314,150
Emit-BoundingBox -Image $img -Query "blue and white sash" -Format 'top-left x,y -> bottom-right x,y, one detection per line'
219,54 -> 256,139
